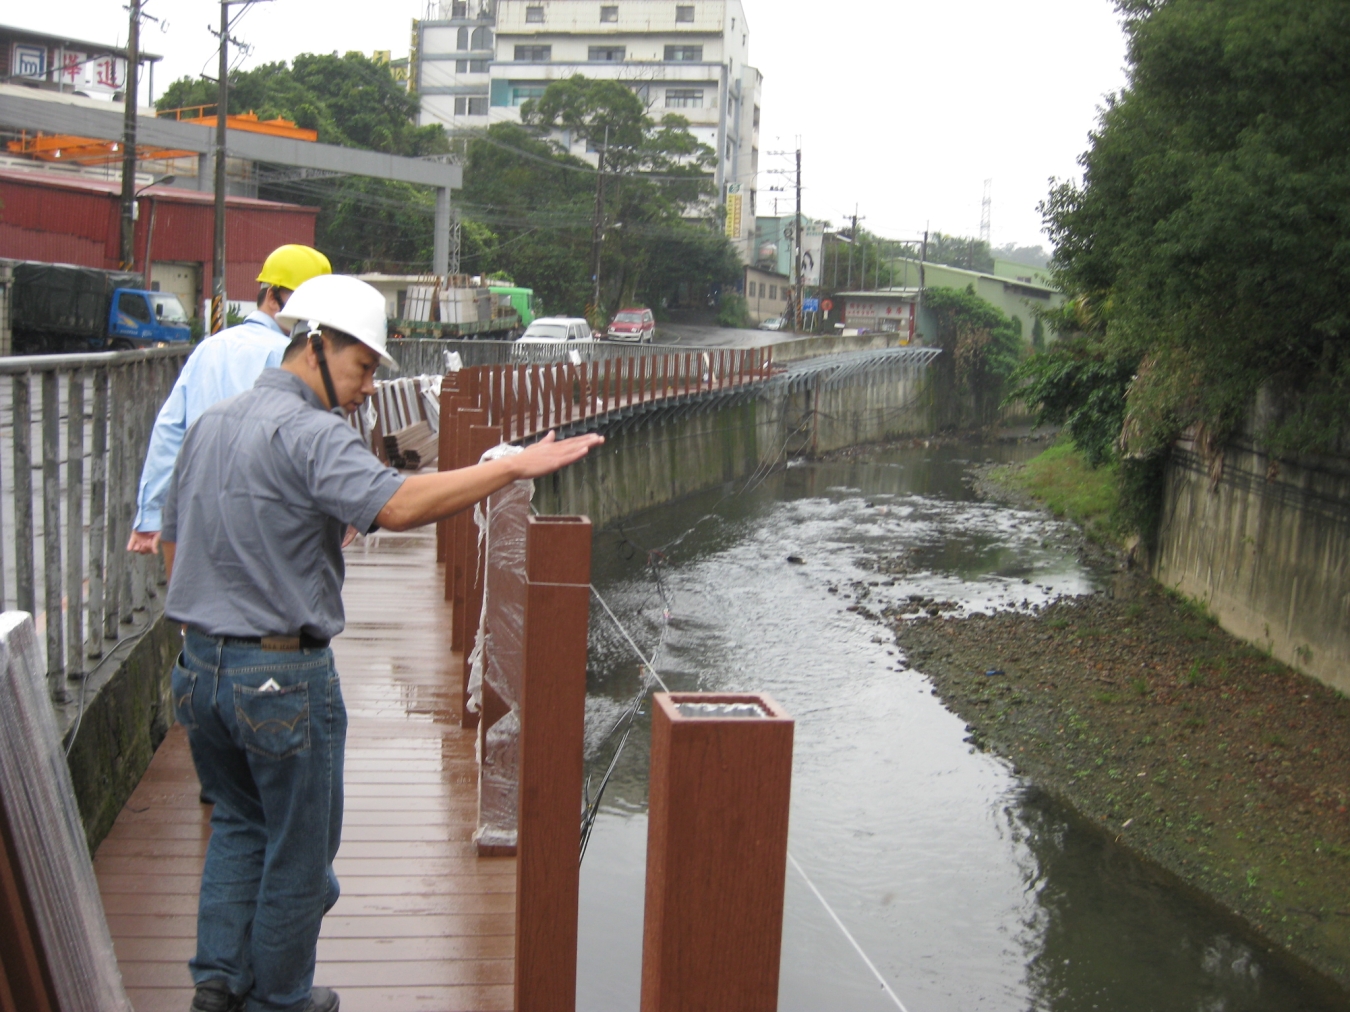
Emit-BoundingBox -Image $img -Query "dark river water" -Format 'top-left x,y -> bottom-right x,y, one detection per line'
574,441 -> 1347,1012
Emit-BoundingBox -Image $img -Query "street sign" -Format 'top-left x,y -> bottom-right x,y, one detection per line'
821,299 -> 833,312
802,298 -> 820,312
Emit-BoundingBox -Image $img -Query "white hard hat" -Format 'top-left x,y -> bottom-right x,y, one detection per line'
276,274 -> 397,373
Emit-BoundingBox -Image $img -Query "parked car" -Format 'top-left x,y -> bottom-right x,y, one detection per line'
606,307 -> 656,343
757,315 -> 787,331
516,317 -> 595,344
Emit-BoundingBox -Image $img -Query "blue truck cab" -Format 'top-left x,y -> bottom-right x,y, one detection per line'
109,289 -> 192,348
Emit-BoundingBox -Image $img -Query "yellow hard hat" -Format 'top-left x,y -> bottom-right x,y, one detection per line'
256,245 -> 332,292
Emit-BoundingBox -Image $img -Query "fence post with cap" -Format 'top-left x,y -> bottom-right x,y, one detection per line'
640,692 -> 794,1012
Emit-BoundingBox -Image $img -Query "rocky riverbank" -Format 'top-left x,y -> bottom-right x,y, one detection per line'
870,449 -> 1350,995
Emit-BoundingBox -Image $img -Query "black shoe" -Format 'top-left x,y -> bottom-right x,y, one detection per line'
190,979 -> 243,1012
305,987 -> 340,1012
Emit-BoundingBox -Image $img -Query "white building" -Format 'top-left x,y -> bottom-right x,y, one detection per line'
414,0 -> 761,260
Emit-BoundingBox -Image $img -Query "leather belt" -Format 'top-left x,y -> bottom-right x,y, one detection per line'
191,629 -> 331,651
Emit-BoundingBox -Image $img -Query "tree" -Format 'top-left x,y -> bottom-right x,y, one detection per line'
158,53 -> 450,272
925,285 -> 1024,426
923,232 -> 994,273
518,76 -> 728,317
1043,0 -> 1350,456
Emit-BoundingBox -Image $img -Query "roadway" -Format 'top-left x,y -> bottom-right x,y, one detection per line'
645,323 -> 795,349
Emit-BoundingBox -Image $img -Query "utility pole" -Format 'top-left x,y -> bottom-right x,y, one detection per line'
590,124 -> 608,324
793,146 -> 802,332
449,207 -> 461,276
211,1 -> 230,333
846,206 -> 857,289
917,226 -> 928,341
118,0 -> 142,271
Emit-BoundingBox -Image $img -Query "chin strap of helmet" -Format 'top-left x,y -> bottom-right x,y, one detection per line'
307,322 -> 342,413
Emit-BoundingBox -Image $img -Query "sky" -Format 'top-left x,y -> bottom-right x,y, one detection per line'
10,0 -> 1130,250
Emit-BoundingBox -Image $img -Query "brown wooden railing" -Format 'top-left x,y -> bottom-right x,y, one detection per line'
456,346 -> 774,444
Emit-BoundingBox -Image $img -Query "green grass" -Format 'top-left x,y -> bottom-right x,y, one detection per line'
1002,441 -> 1120,541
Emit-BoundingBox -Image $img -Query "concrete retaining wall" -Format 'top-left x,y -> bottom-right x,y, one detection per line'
538,362 -> 936,525
62,614 -> 179,851
1154,430 -> 1350,696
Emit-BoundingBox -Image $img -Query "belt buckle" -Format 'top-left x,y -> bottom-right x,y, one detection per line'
260,635 -> 301,652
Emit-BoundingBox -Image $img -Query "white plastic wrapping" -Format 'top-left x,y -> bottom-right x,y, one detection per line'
0,611 -> 132,1012
467,443 -> 533,850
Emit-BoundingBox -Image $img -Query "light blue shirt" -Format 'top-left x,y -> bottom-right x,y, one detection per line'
133,311 -> 290,532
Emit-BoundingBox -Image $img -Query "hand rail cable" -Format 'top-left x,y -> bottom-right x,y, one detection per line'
787,852 -> 911,1012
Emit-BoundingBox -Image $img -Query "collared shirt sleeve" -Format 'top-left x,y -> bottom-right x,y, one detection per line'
133,356 -> 196,532
304,420 -> 406,533
161,438 -> 181,544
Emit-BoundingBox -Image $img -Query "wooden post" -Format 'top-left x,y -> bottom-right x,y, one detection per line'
515,515 -> 591,1012
448,407 -> 486,623
516,365 -> 527,442
436,392 -> 469,563
640,693 -> 794,1012
530,364 -> 540,436
0,792 -> 58,1012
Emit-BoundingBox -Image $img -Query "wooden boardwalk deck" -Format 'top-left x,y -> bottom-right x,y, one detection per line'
93,528 -> 515,1012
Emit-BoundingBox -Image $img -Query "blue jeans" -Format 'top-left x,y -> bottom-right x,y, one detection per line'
173,630 -> 347,1012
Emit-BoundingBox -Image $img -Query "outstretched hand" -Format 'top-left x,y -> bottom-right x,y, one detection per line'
512,431 -> 604,479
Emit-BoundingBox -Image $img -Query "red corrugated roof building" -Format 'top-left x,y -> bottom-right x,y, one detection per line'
0,167 -> 320,317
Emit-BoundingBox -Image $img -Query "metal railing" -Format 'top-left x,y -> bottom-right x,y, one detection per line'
384,338 -> 688,377
0,346 -> 191,700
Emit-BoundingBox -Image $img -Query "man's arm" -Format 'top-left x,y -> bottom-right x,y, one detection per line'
128,361 -> 195,551
375,431 -> 602,532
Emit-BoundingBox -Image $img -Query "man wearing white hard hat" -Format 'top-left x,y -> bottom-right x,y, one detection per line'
161,275 -> 602,1012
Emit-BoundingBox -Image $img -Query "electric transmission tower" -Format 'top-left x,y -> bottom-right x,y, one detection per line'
979,179 -> 992,245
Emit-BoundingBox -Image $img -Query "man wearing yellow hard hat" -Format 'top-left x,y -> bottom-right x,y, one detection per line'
128,245 -> 332,554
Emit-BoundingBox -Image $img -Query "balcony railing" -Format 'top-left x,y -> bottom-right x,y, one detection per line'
0,347 -> 190,701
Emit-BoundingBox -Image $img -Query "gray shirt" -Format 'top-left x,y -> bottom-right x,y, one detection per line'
163,368 -> 405,639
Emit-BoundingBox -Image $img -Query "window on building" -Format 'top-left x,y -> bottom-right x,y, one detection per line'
665,88 -> 703,108
726,138 -> 733,159
664,44 -> 702,61
456,58 -> 491,72
675,5 -> 694,22
631,83 -> 651,104
457,26 -> 469,49
511,84 -> 546,105
753,104 -> 760,128
758,282 -> 766,298
470,26 -> 493,48
769,284 -> 777,301
588,45 -> 626,61
454,96 -> 489,115
451,0 -> 468,16
525,4 -> 544,21
600,5 -> 618,20
514,44 -> 551,61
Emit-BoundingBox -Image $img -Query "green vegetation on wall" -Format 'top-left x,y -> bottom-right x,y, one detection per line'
925,285 -> 1024,426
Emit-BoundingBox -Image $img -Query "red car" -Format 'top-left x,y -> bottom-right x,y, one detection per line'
606,307 -> 656,343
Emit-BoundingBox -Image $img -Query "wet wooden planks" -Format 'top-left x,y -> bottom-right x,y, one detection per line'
94,528 -> 515,1012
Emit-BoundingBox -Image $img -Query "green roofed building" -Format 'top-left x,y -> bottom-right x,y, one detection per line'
887,258 -> 1064,345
